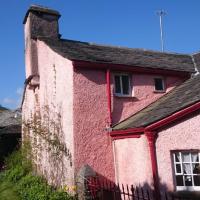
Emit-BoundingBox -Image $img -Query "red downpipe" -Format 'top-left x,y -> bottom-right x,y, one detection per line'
145,131 -> 161,200
106,69 -> 112,126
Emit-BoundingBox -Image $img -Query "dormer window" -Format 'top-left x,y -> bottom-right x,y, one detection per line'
114,74 -> 131,96
154,77 -> 165,92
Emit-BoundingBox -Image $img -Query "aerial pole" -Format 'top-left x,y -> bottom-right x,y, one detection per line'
157,10 -> 166,52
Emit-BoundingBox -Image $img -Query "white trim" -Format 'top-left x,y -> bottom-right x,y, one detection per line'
154,77 -> 165,92
114,73 -> 133,97
177,186 -> 200,191
172,151 -> 200,191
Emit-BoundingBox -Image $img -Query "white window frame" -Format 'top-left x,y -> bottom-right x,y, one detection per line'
172,151 -> 200,191
154,77 -> 165,92
114,73 -> 132,97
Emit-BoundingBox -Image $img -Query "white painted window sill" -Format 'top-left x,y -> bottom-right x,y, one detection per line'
114,94 -> 134,98
153,90 -> 166,93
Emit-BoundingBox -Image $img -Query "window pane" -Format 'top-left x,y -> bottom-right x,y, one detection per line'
176,175 -> 184,186
182,153 -> 190,162
175,153 -> 181,162
122,75 -> 130,95
184,175 -> 193,186
194,176 -> 200,186
173,151 -> 200,189
192,153 -> 199,162
183,163 -> 192,174
193,164 -> 200,174
154,78 -> 164,91
176,164 -> 182,173
114,76 -> 121,94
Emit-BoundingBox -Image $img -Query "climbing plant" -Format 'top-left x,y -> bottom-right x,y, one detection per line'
23,104 -> 73,188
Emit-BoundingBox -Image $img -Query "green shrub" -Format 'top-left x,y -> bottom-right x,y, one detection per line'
4,143 -> 32,174
17,174 -> 74,200
5,149 -> 23,169
17,174 -> 51,200
50,190 -> 74,200
3,148 -> 31,183
1,146 -> 75,200
6,165 -> 27,183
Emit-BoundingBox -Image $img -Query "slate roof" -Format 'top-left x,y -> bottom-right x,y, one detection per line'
0,109 -> 21,135
0,109 -> 21,128
113,74 -> 200,130
39,37 -> 195,73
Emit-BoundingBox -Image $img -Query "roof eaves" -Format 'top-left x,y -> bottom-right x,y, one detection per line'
113,99 -> 200,132
145,100 -> 200,131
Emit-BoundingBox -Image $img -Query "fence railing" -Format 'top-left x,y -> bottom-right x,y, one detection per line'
85,177 -> 193,200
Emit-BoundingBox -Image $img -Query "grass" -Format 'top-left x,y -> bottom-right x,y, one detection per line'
0,180 -> 20,200
0,144 -> 75,200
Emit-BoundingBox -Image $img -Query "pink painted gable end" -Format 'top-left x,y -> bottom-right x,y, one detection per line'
73,66 -> 186,182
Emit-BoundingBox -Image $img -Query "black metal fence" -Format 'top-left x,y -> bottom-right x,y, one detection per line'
85,177 -> 193,200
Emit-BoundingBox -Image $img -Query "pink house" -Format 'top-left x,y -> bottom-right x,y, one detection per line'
22,5 -> 200,197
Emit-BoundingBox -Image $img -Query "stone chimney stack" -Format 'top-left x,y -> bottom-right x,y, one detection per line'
23,5 -> 60,39
23,5 -> 60,78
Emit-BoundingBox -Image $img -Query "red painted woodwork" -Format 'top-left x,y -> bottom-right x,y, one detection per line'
110,101 -> 200,138
111,128 -> 145,135
110,128 -> 144,140
145,131 -> 161,200
111,134 -> 141,140
145,101 -> 200,131
73,60 -> 190,78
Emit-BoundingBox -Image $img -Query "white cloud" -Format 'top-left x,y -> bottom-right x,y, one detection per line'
1,87 -> 24,109
16,87 -> 23,96
3,97 -> 16,105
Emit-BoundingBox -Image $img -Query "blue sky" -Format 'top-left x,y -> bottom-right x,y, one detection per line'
1,0 -> 200,109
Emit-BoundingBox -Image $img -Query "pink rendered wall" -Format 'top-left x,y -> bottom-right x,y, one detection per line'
24,16 -> 32,77
114,136 -> 152,187
23,39 -> 75,188
23,15 -> 37,114
73,68 -> 185,182
37,40 -> 74,187
112,73 -> 185,124
156,112 -> 200,191
24,16 -> 39,77
73,68 -> 115,181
